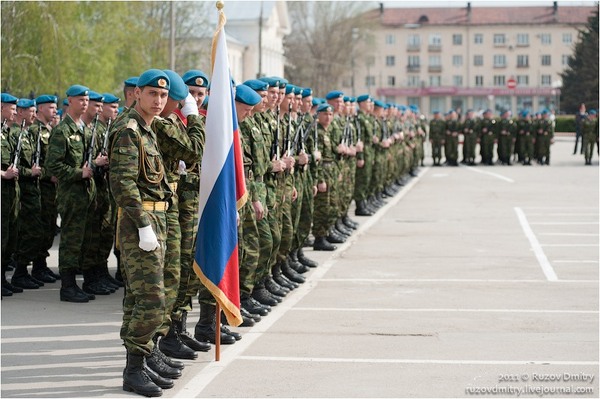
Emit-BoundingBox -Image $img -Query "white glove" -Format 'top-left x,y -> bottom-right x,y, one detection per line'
138,225 -> 159,252
181,93 -> 199,117
178,160 -> 187,175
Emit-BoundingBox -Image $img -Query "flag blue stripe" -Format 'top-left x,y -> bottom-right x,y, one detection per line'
196,145 -> 238,284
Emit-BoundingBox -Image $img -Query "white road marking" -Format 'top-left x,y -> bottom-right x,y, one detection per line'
540,244 -> 599,247
237,355 -> 598,366
529,222 -> 599,225
514,207 -> 558,281
526,213 -> 599,216
1,322 -> 122,331
319,278 -> 597,283
539,233 -> 599,236
553,260 -> 599,263
1,332 -> 118,344
291,307 -> 598,314
463,165 -> 515,183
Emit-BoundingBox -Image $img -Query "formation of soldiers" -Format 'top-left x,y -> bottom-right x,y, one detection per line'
428,108 -> 575,167
1,69 -> 427,396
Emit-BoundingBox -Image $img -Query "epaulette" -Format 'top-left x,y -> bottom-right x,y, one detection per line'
153,116 -> 166,122
127,118 -> 138,130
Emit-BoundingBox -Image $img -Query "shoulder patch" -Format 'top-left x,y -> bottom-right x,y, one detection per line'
127,118 -> 138,130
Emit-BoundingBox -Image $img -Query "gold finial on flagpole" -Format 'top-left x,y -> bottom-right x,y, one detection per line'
216,1 -> 224,10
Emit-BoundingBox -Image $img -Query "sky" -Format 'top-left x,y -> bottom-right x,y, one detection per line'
380,0 -> 597,7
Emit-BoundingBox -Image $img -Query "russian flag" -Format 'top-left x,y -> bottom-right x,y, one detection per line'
193,15 -> 247,328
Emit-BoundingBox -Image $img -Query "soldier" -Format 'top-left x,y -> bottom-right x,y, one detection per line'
516,110 -> 534,165
496,110 -> 515,165
428,110 -> 445,166
444,109 -> 460,166
1,93 -> 21,297
581,110 -> 597,165
123,77 -> 139,109
28,95 -> 61,283
478,109 -> 496,166
110,69 -> 175,397
574,103 -> 586,155
46,85 -> 99,302
535,109 -> 554,165
353,94 -> 374,216
461,109 -> 477,165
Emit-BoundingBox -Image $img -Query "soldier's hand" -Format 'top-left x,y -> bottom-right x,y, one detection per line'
50,176 -> 58,184
313,150 -> 322,162
138,225 -> 159,252
271,159 -> 283,173
292,187 -> 298,202
317,182 -> 327,192
31,165 -> 42,177
95,154 -> 109,167
297,151 -> 309,165
356,140 -> 364,152
2,165 -> 19,180
252,201 -> 265,221
313,185 -> 318,197
372,135 -> 379,144
357,159 -> 365,168
82,162 -> 93,179
181,93 -> 199,117
283,155 -> 295,169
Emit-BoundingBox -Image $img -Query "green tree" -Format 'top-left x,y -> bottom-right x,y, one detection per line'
560,8 -> 599,113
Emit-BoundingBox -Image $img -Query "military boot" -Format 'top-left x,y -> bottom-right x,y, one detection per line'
252,281 -> 279,306
143,365 -> 174,390
241,294 -> 270,316
221,324 -> 242,341
287,252 -> 309,274
297,248 -> 318,268
122,350 -> 162,397
335,219 -> 353,236
241,307 -> 261,323
272,262 -> 298,289
82,269 -> 111,296
264,276 -> 289,297
11,262 -> 39,290
153,341 -> 185,369
147,343 -> 183,378
355,200 -> 374,216
178,311 -> 211,352
280,259 -> 306,284
31,258 -> 56,283
343,214 -> 358,229
59,270 -> 89,303
194,303 -> 236,345
313,236 -> 336,251
158,322 -> 197,360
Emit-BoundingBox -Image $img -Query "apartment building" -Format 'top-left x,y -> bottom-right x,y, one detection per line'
350,3 -> 595,116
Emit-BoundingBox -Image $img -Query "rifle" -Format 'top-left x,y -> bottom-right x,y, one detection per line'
270,106 -> 280,160
32,121 -> 42,167
85,114 -> 99,167
96,117 -> 112,177
354,115 -> 362,143
284,102 -> 292,157
293,114 -> 305,154
1,118 -> 7,132
12,119 -> 26,167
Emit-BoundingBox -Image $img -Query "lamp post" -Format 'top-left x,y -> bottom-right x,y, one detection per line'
351,28 -> 359,97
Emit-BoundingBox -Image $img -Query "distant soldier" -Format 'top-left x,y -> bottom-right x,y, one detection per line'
461,109 -> 477,165
478,109 -> 496,166
444,109 -> 460,166
574,103 -> 586,155
496,110 -> 515,165
516,110 -> 534,165
582,110 -> 597,165
428,111 -> 445,166
535,109 -> 554,165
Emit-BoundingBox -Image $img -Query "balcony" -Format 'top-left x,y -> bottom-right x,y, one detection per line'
493,64 -> 507,69
516,63 -> 529,68
428,65 -> 442,73
406,65 -> 421,73
428,44 -> 442,52
406,44 -> 421,52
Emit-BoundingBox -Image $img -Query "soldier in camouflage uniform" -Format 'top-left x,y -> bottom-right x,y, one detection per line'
582,110 -> 598,165
496,110 -> 516,165
109,69 -> 175,397
478,109 -> 496,166
535,109 -> 554,165
46,85 -> 98,303
461,109 -> 478,165
516,110 -> 534,165
353,95 -> 374,216
1,93 -> 21,297
444,110 -> 460,166
428,110 -> 445,166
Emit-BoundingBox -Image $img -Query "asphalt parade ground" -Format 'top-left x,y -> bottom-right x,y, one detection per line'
1,137 -> 598,398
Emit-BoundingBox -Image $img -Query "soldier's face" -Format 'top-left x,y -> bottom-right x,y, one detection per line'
18,107 -> 36,125
255,91 -> 268,113
281,94 -> 294,111
102,103 -> 119,121
38,103 -> 57,124
318,110 -> 333,128
188,86 -> 207,106
1,104 -> 17,122
87,101 -> 103,117
68,96 -> 89,118
136,87 -> 168,117
301,97 -> 312,113
161,97 -> 179,117
266,88 -> 279,108
330,97 -> 344,113
235,102 -> 253,122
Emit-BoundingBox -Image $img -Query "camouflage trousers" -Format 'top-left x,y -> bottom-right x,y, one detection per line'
266,174 -> 284,270
83,178 -> 113,272
481,133 -> 495,163
119,208 -> 168,356
1,180 -> 19,268
291,169 -> 310,251
276,174 -> 295,264
39,180 -> 57,260
339,158 -> 356,216
174,173 -> 202,319
312,163 -> 339,237
56,182 -> 95,273
239,198 -> 259,295
353,150 -> 373,202
253,181 -> 273,283
370,150 -> 387,195
15,180 -> 43,265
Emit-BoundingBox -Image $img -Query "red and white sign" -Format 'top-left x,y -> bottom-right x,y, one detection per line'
507,78 -> 517,89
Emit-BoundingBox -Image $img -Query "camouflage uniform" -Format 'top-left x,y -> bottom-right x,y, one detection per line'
516,116 -> 534,165
478,117 -> 497,165
428,117 -> 446,166
110,108 -> 172,356
312,121 -> 339,238
461,116 -> 478,165
293,114 -> 316,251
535,117 -> 554,165
444,118 -> 460,165
582,116 -> 598,164
496,116 -> 516,165
1,126 -> 19,280
353,110 -> 374,205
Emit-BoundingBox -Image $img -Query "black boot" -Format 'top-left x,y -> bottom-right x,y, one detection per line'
280,259 -> 305,284
122,351 -> 162,397
194,303 -> 236,345
158,322 -> 198,360
355,200 -> 374,216
313,236 -> 336,251
297,248 -> 318,268
273,262 -> 298,289
342,214 -> 359,229
2,277 -> 23,294
264,277 -> 289,297
241,294 -> 270,316
11,262 -> 39,290
147,343 -> 183,378
31,258 -> 56,283
178,311 -> 211,352
59,270 -> 89,303
153,341 -> 185,369
252,281 -> 279,306
143,365 -> 174,390
240,307 -> 261,323
326,230 -> 345,244
287,253 -> 309,274
82,269 -> 111,296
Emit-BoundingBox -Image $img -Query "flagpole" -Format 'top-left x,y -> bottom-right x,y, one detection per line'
215,302 -> 221,361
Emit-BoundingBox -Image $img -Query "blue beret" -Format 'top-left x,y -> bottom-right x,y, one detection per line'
356,94 -> 370,103
66,85 -> 90,97
35,95 -> 57,105
301,88 -> 312,98
102,93 -> 120,104
17,98 -> 36,108
316,104 -> 333,113
137,69 -> 170,90
88,91 -> 104,102
484,109 -> 493,114
124,77 -> 139,87
277,77 -> 288,88
433,110 -> 440,114
163,70 -> 188,101
182,70 -> 209,88
447,109 -> 455,114
235,84 -> 262,106
519,110 -> 529,117
294,86 -> 303,96
373,100 -> 385,108
57,109 -> 63,117
63,98 -> 69,106
1,93 -> 18,104
259,77 -> 280,88
343,96 -> 350,102
541,109 -> 549,115
243,79 -> 269,92
311,98 -> 322,106
326,90 -> 344,100
285,84 -> 296,95
589,109 -> 597,115
202,96 -> 209,107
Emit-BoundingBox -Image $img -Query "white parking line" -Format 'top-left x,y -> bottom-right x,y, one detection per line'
237,355 -> 598,366
464,165 -> 515,183
514,207 -> 558,281
291,307 -> 599,314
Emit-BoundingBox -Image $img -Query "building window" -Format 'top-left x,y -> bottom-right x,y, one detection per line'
407,34 -> 421,50
540,33 -> 551,45
453,75 -> 463,87
473,97 -> 487,112
474,33 -> 483,44
429,76 -> 441,87
475,75 -> 484,87
493,34 -> 506,46
493,75 -> 506,86
452,55 -> 463,66
407,75 -> 420,87
386,55 -> 396,66
473,55 -> 483,66
385,34 -> 396,45
452,34 -> 462,45
430,97 -> 445,113
341,76 -> 353,88
429,33 -> 442,46
387,76 -> 396,86
516,75 -> 529,86
562,54 -> 570,66
516,33 -> 529,46
407,55 -> 420,72
429,55 -> 441,66
493,54 -> 506,68
541,75 -> 552,86
541,55 -> 551,66
365,76 -> 376,87
517,55 -> 529,68
562,33 -> 572,44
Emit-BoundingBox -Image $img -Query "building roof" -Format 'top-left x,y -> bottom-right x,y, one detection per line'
370,5 -> 595,27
